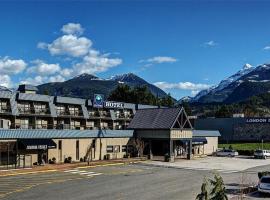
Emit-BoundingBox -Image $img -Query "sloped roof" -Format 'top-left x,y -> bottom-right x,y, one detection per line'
128,107 -> 183,129
18,84 -> 38,92
0,129 -> 134,139
193,130 -> 221,137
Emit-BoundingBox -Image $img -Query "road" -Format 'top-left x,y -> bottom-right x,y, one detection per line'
0,163 -> 269,200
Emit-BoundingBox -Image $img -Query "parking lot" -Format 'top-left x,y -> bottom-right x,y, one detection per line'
0,157 -> 269,200
146,156 -> 270,172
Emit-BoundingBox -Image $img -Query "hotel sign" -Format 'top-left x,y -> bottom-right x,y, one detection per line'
246,118 -> 270,123
93,94 -> 104,108
104,101 -> 124,109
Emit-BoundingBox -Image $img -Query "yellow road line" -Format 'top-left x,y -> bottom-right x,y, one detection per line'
0,169 -> 58,177
0,176 -> 91,199
77,162 -> 125,169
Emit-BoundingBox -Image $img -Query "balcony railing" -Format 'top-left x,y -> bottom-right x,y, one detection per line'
18,107 -> 50,115
56,110 -> 84,117
10,123 -> 124,130
0,106 -> 12,114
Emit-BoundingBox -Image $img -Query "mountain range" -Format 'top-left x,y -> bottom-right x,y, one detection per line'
36,73 -> 168,99
191,63 -> 270,104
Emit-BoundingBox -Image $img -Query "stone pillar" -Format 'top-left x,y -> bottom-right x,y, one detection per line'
169,139 -> 174,162
187,139 -> 192,160
149,140 -> 153,160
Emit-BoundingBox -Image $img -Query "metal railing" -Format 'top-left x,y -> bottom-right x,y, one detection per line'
10,123 -> 127,130
0,106 -> 12,114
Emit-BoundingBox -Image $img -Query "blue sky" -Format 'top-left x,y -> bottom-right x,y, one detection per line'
1,1 -> 270,99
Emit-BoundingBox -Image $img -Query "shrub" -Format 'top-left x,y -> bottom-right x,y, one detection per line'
64,156 -> 72,163
258,171 -> 270,179
237,150 -> 254,156
80,157 -> 84,162
164,153 -> 170,162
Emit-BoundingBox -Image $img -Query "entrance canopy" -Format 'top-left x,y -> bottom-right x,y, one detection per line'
192,137 -> 207,145
18,139 -> 56,150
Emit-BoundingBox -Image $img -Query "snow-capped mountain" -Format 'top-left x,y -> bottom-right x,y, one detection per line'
191,63 -> 270,103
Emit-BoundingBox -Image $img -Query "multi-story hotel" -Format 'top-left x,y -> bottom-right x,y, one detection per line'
0,85 -> 220,168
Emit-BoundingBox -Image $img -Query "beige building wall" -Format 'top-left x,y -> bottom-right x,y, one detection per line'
48,137 -> 132,163
203,137 -> 218,155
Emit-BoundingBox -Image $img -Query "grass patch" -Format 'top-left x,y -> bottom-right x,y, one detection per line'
218,143 -> 270,151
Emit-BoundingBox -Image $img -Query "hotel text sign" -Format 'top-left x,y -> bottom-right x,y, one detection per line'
246,118 -> 270,123
104,101 -> 124,109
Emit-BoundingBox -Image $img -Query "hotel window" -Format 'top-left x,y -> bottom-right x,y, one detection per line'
106,145 -> 113,153
122,145 -> 127,152
57,105 -> 65,115
0,101 -> 8,113
20,118 -> 29,129
18,102 -> 31,114
76,140 -> 80,160
34,103 -> 47,114
36,119 -> 47,129
115,110 -> 120,118
69,106 -> 80,116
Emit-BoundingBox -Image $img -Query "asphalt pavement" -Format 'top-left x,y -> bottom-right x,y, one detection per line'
0,163 -> 269,200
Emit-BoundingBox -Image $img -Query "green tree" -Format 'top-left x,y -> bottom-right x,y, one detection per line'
215,105 -> 231,118
209,174 -> 228,200
182,101 -> 192,116
43,89 -> 49,95
196,178 -> 209,200
160,93 -> 175,107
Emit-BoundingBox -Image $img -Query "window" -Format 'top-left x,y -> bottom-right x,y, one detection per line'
36,119 -> 48,129
57,105 -> 66,115
20,118 -> 29,129
58,140 -> 62,150
18,102 -> 31,114
76,140 -> 80,160
122,145 -> 127,152
106,145 -> 113,153
34,103 -> 47,114
0,101 -> 9,113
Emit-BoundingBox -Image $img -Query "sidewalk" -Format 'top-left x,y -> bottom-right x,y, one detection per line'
0,158 -> 145,176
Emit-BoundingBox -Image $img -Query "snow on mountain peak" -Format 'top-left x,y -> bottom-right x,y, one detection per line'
242,63 -> 253,70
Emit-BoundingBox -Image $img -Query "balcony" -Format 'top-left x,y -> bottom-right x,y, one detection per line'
56,110 -> 84,117
0,106 -> 11,114
18,107 -> 50,115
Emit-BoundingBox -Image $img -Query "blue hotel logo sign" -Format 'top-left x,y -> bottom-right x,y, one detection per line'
93,94 -> 104,108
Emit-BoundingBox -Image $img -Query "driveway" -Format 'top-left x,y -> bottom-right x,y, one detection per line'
145,156 -> 270,172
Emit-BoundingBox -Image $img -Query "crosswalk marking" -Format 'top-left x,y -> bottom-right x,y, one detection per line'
64,169 -> 103,177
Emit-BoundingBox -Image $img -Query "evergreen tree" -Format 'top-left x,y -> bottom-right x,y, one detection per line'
209,174 -> 228,200
215,105 -> 231,118
196,178 -> 209,200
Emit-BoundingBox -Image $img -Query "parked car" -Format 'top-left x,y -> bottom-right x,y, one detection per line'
254,150 -> 270,159
258,176 -> 270,194
216,149 -> 238,157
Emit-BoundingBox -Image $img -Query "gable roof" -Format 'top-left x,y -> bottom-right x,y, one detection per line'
128,107 -> 187,130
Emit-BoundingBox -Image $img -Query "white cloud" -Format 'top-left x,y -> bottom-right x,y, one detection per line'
61,23 -> 84,36
73,50 -> 122,75
48,75 -> 65,82
48,35 -> 92,57
191,90 -> 200,96
263,46 -> 270,50
27,60 -> 61,75
60,68 -> 74,77
204,40 -> 218,47
0,57 -> 27,74
154,81 -> 211,91
0,74 -> 12,88
37,42 -> 48,49
21,76 -> 46,86
141,56 -> 177,64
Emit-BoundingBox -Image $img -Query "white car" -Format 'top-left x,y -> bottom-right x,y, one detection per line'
258,176 -> 270,194
254,150 -> 270,159
216,149 -> 238,157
